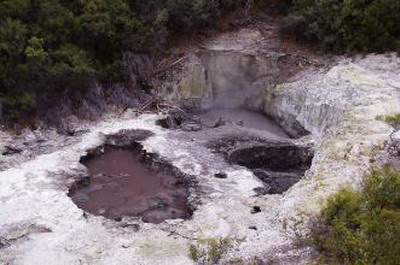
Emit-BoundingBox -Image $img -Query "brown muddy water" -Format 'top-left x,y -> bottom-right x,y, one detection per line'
69,147 -> 191,224
200,108 -> 288,137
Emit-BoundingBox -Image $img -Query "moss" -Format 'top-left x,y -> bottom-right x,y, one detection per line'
308,166 -> 400,265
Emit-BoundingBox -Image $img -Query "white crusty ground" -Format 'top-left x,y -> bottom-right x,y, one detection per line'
0,112 -> 269,265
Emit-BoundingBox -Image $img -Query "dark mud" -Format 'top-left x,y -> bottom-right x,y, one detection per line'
229,145 -> 312,172
208,136 -> 314,194
69,130 -> 195,224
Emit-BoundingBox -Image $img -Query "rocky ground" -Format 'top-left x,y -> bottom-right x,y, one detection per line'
1,20 -> 400,265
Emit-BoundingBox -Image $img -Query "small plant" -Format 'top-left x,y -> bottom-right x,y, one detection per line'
188,237 -> 234,264
307,166 -> 400,265
383,113 -> 400,128
189,244 -> 200,262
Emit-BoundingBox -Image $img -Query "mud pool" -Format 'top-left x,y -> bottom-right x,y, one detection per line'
69,146 -> 192,224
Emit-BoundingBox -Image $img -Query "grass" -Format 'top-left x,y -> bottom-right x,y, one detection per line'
307,166 -> 400,265
382,114 -> 400,127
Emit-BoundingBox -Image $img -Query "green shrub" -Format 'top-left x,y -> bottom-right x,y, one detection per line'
309,166 -> 400,265
255,0 -> 293,14
281,0 -> 400,53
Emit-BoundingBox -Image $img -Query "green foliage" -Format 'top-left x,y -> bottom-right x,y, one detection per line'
25,37 -> 48,62
0,0 -> 242,121
309,166 -> 400,265
284,0 -> 400,53
255,0 -> 293,14
189,244 -> 200,262
383,113 -> 400,128
188,237 -> 233,264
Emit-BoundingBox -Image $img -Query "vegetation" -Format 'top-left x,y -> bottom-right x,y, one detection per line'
0,0 -> 242,121
308,166 -> 400,265
2,0 -> 400,122
279,0 -> 400,53
188,237 -> 233,264
383,113 -> 400,128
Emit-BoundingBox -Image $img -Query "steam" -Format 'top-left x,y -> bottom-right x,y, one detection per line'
197,50 -> 273,110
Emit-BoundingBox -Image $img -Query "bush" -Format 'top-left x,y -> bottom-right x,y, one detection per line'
279,14 -> 307,38
256,0 -> 293,14
285,0 -> 400,53
309,166 -> 400,264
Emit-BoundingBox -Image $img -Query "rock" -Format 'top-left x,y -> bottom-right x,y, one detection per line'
157,115 -> 183,129
105,129 -> 154,146
2,145 -> 23,156
182,123 -> 202,132
120,223 -> 140,232
156,110 -> 203,132
214,172 -> 228,179
392,130 -> 400,141
59,115 -> 81,136
251,206 -> 262,214
0,238 -> 9,249
211,117 -> 226,128
236,120 -> 244,126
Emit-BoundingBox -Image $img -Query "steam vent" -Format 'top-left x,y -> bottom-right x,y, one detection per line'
1,6 -> 400,265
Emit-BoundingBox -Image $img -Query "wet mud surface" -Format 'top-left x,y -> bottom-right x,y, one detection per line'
69,141 -> 193,224
157,107 -> 290,136
199,108 -> 289,137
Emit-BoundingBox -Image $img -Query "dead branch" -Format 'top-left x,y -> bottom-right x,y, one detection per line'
153,56 -> 187,76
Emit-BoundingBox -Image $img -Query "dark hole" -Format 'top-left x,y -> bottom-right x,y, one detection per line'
251,206 -> 262,214
214,172 -> 228,179
229,145 -> 313,172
